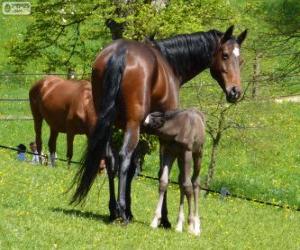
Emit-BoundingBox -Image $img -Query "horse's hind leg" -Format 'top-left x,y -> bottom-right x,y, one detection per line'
48,129 -> 58,167
30,100 -> 43,164
106,143 -> 119,221
118,122 -> 140,222
124,149 -> 139,221
190,151 -> 203,236
66,132 -> 75,166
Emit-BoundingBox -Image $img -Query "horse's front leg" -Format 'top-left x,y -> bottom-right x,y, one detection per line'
151,149 -> 175,229
118,123 -> 140,223
48,129 -> 58,167
66,132 -> 74,166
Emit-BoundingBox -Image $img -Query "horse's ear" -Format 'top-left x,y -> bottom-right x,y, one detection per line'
221,25 -> 234,43
237,29 -> 248,45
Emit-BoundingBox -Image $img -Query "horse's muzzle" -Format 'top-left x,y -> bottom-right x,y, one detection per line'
226,86 -> 241,103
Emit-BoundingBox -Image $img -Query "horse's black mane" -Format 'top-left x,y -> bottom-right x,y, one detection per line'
152,30 -> 223,84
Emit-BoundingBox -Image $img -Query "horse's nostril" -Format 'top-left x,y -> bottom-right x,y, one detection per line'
227,86 -> 240,101
230,87 -> 237,95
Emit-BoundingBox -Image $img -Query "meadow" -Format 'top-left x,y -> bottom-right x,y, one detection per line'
0,156 -> 299,249
0,2 -> 300,248
0,81 -> 300,249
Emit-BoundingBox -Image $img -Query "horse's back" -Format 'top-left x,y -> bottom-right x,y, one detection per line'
92,39 -> 180,125
29,76 -> 94,134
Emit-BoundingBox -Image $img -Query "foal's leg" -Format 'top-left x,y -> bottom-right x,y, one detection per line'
118,122 -> 140,222
151,150 -> 175,229
160,192 -> 171,228
66,132 -> 75,166
176,151 -> 193,234
160,146 -> 172,228
190,151 -> 203,236
48,129 -> 58,167
175,168 -> 184,232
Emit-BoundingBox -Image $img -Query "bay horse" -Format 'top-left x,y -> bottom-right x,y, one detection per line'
143,109 -> 205,236
29,76 -> 98,166
71,25 -> 247,224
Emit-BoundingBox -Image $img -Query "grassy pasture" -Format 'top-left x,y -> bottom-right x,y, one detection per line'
0,82 -> 299,209
0,82 -> 300,248
0,159 -> 299,249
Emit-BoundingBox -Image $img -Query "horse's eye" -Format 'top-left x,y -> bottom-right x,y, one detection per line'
222,53 -> 229,60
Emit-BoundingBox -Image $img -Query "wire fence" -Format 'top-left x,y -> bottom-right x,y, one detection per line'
0,73 -> 299,211
0,143 -> 299,212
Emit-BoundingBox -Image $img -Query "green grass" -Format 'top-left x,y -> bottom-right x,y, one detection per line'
0,4 -> 299,248
0,158 -> 299,249
0,81 -> 299,208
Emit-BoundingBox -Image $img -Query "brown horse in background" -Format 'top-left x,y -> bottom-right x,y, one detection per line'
29,76 -> 97,166
71,25 -> 247,224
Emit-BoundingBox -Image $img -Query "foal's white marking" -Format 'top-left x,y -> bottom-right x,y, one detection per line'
144,115 -> 150,124
175,204 -> 185,232
151,165 -> 169,229
188,216 -> 201,236
233,47 -> 240,57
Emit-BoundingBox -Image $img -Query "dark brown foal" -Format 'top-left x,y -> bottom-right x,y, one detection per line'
143,109 -> 205,236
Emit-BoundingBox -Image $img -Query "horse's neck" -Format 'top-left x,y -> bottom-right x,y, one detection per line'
155,30 -> 220,85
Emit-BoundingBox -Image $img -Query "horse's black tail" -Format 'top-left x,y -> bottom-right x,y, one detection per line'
70,48 -> 126,205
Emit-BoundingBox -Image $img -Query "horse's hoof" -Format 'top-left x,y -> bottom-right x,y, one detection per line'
109,213 -> 118,222
126,211 -> 134,221
160,219 -> 171,229
150,218 -> 160,229
188,228 -> 201,237
188,224 -> 201,236
175,223 -> 183,233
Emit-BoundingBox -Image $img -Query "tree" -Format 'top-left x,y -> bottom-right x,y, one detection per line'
8,0 -> 237,73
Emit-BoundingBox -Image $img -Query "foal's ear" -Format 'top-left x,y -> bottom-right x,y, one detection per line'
237,29 -> 248,45
221,25 -> 234,43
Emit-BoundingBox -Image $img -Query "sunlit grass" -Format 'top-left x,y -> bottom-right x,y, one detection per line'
0,159 -> 299,249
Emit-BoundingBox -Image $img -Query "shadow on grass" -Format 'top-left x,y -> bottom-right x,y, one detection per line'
51,207 -> 111,224
51,207 -> 150,226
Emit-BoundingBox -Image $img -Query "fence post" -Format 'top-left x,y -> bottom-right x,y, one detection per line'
252,50 -> 262,98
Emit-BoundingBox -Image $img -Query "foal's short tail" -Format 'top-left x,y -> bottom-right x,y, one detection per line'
70,48 -> 126,205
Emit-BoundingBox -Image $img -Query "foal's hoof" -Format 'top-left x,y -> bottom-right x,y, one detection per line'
188,218 -> 201,236
160,219 -> 171,229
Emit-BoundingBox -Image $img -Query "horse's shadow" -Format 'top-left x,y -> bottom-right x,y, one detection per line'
51,207 -> 111,224
51,207 -> 148,226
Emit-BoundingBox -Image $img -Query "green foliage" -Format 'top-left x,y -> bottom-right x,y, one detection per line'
6,0 -> 240,73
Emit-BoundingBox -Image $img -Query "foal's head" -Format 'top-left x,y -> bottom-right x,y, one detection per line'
210,25 -> 247,103
143,110 -> 180,130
